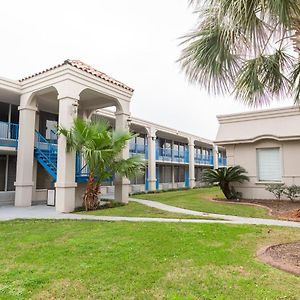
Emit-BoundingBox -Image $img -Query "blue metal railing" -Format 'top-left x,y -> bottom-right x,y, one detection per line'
194,154 -> 214,165
129,142 -> 148,159
49,129 -> 58,144
76,152 -> 89,181
218,157 -> 227,167
75,152 -> 113,184
0,121 -> 19,148
34,131 -> 58,179
156,147 -> 189,163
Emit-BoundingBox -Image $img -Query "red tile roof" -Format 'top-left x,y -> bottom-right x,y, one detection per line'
19,59 -> 134,92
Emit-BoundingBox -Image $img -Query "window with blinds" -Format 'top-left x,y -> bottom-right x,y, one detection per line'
257,148 -> 281,181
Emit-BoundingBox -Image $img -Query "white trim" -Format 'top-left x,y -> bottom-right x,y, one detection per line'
217,106 -> 300,123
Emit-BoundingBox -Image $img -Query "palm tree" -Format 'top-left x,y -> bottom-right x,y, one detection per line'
59,118 -> 145,211
202,166 -> 249,199
179,0 -> 300,106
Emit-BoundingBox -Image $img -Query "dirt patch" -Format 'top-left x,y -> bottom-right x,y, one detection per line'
257,242 -> 300,276
212,198 -> 300,221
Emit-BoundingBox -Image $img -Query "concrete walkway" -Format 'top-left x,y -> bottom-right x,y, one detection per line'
131,198 -> 300,228
0,201 -> 300,227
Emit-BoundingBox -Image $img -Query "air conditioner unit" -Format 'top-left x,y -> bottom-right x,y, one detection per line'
47,190 -> 55,206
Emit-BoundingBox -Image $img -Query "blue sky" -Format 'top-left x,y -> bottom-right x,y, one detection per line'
0,0 -> 293,139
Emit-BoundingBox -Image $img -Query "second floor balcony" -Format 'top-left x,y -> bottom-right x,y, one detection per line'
129,142 -> 148,159
0,121 -> 19,148
194,154 -> 214,166
218,157 -> 227,167
156,147 -> 189,163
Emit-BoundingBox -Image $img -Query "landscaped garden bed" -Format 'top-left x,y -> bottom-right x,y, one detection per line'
258,242 -> 300,276
212,198 -> 300,221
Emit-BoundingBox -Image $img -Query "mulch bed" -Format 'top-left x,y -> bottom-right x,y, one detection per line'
212,198 -> 300,221
257,242 -> 300,276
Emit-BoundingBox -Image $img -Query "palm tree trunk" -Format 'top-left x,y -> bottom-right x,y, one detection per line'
83,171 -> 100,210
220,182 -> 232,199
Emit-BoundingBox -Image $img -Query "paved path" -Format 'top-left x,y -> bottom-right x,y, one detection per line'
0,201 -> 299,227
130,198 -> 300,228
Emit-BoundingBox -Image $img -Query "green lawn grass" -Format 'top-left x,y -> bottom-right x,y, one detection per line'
0,220 -> 299,299
133,187 -> 271,218
77,201 -> 218,220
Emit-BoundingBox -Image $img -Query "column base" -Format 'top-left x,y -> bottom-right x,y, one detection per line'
14,182 -> 34,207
114,177 -> 130,204
55,182 -> 77,212
148,179 -> 157,191
189,179 -> 195,189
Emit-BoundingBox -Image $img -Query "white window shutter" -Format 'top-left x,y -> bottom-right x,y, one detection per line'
257,148 -> 281,181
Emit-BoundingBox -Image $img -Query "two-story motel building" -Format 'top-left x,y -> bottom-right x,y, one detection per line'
0,60 -> 226,212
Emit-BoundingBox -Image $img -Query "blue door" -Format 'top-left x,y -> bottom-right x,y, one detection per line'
185,169 -> 189,188
145,167 -> 149,191
156,167 -> 159,189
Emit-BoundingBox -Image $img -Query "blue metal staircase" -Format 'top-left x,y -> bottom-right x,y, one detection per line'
34,130 -> 58,180
34,130 -> 91,183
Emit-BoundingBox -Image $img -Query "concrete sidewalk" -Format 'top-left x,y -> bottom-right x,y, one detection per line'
131,198 -> 300,228
0,203 -> 300,227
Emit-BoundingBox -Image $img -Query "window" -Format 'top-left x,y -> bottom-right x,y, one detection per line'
130,173 -> 145,185
46,120 -> 58,140
158,165 -> 172,183
195,167 -> 202,181
257,148 -> 281,181
174,166 -> 185,182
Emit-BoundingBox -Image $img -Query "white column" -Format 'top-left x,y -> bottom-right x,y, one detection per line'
147,127 -> 157,191
188,138 -> 195,188
213,144 -> 219,169
55,96 -> 78,212
114,111 -> 130,203
15,105 -> 37,207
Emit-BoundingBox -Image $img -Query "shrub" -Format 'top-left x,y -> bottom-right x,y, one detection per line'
202,166 -> 249,199
283,185 -> 300,202
265,183 -> 285,200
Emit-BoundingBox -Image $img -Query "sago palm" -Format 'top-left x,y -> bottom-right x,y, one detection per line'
179,0 -> 300,106
202,166 -> 249,199
59,118 -> 145,211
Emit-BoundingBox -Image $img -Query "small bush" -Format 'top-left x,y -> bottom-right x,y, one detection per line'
265,183 -> 285,200
230,187 -> 242,200
283,185 -> 300,202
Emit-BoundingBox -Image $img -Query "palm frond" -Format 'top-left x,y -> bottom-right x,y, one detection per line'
179,14 -> 241,94
291,60 -> 300,104
234,49 -> 294,106
202,165 -> 249,184
112,156 -> 146,179
180,0 -> 300,106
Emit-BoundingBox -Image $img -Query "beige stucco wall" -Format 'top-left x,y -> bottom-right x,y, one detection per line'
227,139 -> 300,200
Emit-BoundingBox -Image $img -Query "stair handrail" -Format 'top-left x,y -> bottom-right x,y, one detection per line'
35,130 -> 57,171
49,129 -> 58,144
76,152 -> 89,177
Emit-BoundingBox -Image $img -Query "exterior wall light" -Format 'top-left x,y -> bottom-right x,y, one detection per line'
72,101 -> 79,115
127,116 -> 132,127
